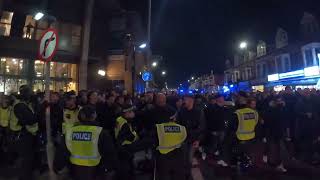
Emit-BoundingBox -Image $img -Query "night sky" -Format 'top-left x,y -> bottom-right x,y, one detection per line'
123,0 -> 320,87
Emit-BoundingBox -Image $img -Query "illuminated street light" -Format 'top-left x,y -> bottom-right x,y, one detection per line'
191,77 -> 195,80
139,43 -> 147,49
239,41 -> 248,49
98,70 -> 106,76
188,80 -> 190,82
162,71 -> 166,76
152,62 -> 158,67
34,12 -> 44,21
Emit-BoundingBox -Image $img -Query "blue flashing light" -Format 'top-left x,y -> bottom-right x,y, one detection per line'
223,86 -> 230,93
189,90 -> 193,94
230,84 -> 234,88
179,89 -> 184,93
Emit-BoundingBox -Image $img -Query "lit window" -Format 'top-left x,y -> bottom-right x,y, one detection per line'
0,11 -> 14,36
23,15 -> 36,39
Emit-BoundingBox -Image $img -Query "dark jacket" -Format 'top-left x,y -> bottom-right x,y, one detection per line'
205,104 -> 227,132
177,107 -> 206,143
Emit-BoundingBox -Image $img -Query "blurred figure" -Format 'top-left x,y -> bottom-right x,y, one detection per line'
154,108 -> 187,180
205,94 -> 229,166
264,97 -> 287,172
54,106 -> 118,180
8,85 -> 38,180
77,90 -> 88,107
177,94 -> 206,178
114,104 -> 139,180
62,92 -> 80,134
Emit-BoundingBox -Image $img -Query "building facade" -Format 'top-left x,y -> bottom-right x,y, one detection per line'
224,12 -> 320,92
189,71 -> 224,93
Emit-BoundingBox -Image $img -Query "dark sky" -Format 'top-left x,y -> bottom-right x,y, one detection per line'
124,0 -> 320,87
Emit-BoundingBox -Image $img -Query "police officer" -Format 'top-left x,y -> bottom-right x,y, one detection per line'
62,92 -> 80,134
8,85 -> 38,180
54,105 -> 118,180
154,109 -> 187,180
230,97 -> 258,169
0,95 -> 11,160
114,104 -> 139,180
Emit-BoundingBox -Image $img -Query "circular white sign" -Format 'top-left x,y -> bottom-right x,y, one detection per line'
38,29 -> 58,61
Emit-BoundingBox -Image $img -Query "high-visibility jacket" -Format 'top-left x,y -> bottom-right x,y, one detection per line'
156,122 -> 187,154
62,107 -> 80,134
65,124 -> 103,167
114,116 -> 138,146
9,100 -> 38,135
0,107 -> 10,128
235,108 -> 258,141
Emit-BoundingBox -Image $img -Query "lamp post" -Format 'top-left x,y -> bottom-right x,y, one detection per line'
34,11 -> 57,180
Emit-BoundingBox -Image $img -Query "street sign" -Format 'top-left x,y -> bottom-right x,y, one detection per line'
38,28 -> 59,61
142,71 -> 153,81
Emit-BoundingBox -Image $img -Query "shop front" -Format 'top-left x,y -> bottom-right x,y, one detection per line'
267,66 -> 320,91
0,57 -> 78,94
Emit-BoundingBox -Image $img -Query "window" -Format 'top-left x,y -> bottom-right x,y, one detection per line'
23,15 -> 36,39
305,49 -> 313,66
262,64 -> 267,77
0,11 -> 14,36
276,57 -> 282,72
256,64 -> 261,78
72,25 -> 81,46
316,48 -> 320,65
284,57 -> 290,71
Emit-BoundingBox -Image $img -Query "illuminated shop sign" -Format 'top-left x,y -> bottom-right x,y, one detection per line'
304,66 -> 320,77
268,74 -> 279,82
267,66 -> 320,82
279,70 -> 304,79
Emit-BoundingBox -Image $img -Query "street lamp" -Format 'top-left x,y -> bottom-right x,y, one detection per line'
139,43 -> 147,49
191,77 -> 195,80
34,12 -> 44,20
152,61 -> 158,67
162,71 -> 166,76
239,41 -> 248,49
98,70 -> 106,76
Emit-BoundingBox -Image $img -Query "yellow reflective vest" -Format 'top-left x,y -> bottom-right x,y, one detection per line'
114,116 -> 139,146
0,107 -> 10,128
62,107 -> 80,134
9,100 -> 38,135
235,108 -> 258,141
65,125 -> 103,167
156,122 -> 187,154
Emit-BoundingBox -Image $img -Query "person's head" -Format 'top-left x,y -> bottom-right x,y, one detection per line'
78,105 -> 97,122
50,92 -> 60,104
87,91 -> 98,105
207,95 -> 216,105
78,90 -> 88,104
285,86 -> 292,94
65,92 -> 77,108
106,95 -> 116,106
175,97 -> 183,110
155,93 -> 166,107
247,98 -> 257,109
98,93 -> 106,103
237,96 -> 248,108
145,92 -> 154,103
303,88 -> 311,98
124,96 -> 133,105
115,96 -> 125,105
183,95 -> 194,110
122,104 -> 135,120
215,94 -> 225,107
1,95 -> 10,108
19,85 -> 33,102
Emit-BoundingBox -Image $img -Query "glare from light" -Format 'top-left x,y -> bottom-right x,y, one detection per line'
180,84 -> 182,86
139,43 -> 147,49
98,70 -> 106,76
188,80 -> 190,82
239,41 -> 248,49
191,77 -> 194,80
162,71 -> 166,75
152,62 -> 157,67
34,12 -> 44,21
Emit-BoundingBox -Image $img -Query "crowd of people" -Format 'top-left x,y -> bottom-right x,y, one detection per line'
0,85 -> 319,180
